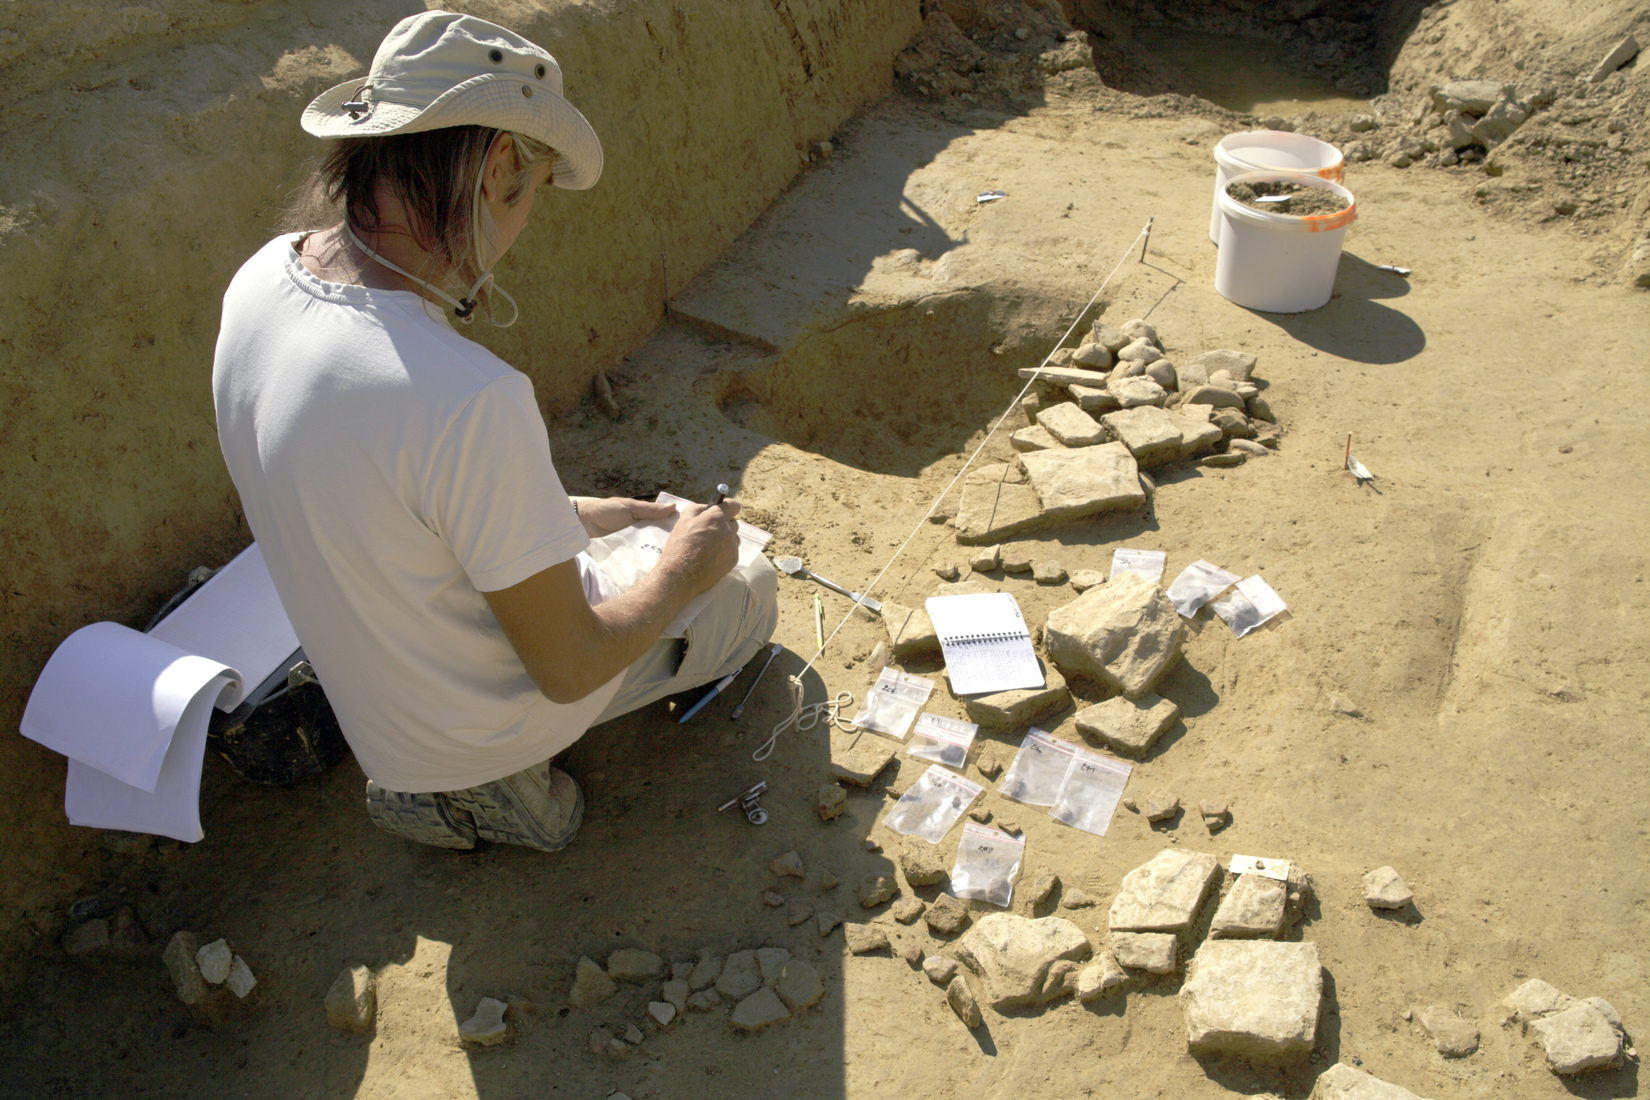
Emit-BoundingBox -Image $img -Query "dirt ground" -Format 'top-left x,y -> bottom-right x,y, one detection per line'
6,7 -> 1650,1100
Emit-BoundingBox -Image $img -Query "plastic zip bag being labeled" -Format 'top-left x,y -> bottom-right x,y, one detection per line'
950,823 -> 1025,907
1166,559 -> 1240,618
882,765 -> 983,843
1211,575 -> 1287,638
998,727 -> 1080,806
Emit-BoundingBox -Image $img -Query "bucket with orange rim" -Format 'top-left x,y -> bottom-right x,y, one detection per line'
1214,170 -> 1356,314
1209,131 -> 1346,244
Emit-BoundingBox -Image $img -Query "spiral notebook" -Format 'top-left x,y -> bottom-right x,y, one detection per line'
924,591 -> 1045,696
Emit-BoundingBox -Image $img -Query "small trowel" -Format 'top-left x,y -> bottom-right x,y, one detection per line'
774,557 -> 881,614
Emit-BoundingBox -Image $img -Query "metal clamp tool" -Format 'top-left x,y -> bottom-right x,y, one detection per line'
717,781 -> 769,825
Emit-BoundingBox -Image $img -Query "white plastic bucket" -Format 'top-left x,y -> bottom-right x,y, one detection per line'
1209,131 -> 1346,244
1213,170 -> 1356,314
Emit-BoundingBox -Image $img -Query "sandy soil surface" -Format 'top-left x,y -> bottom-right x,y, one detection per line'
6,26 -> 1649,1100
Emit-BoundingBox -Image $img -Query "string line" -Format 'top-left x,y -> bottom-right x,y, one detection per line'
752,218 -> 1154,762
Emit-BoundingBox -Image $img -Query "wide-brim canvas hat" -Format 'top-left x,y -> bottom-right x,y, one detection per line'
302,10 -> 603,190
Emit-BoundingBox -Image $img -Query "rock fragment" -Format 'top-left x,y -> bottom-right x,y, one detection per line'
819,870 -> 839,890
1019,867 -> 1059,910
954,913 -> 1091,1008
1060,888 -> 1096,909
923,955 -> 959,985
756,947 -> 791,982
1417,1004 -> 1480,1057
1069,569 -> 1106,593
1587,36 -> 1639,82
1502,977 -> 1575,1021
458,997 -> 510,1045
816,783 -> 847,821
660,979 -> 689,1014
1010,424 -> 1062,453
608,948 -> 664,980
762,890 -> 786,908
1109,849 -> 1222,934
968,807 -> 992,824
686,989 -> 722,1012
891,896 -> 926,924
976,750 -> 1002,779
1090,322 -> 1130,353
1120,319 -> 1158,345
569,956 -> 617,1008
1077,954 -> 1129,1000
225,956 -> 257,999
774,960 -> 824,1011
769,850 -> 805,878
1032,560 -> 1067,585
925,893 -> 971,936
816,911 -> 842,936
1362,866 -> 1413,909
1073,693 -> 1179,758
1109,374 -> 1168,408
647,1001 -> 676,1027
1210,874 -> 1287,939
971,545 -> 1001,572
1102,406 -> 1183,467
1046,572 -> 1186,698
933,561 -> 961,581
829,734 -> 898,787
1309,1064 -> 1435,1099
787,903 -> 814,926
899,840 -> 948,887
197,939 -> 233,985
1000,553 -> 1032,573
1531,1004 -> 1624,1075
730,988 -> 792,1031
844,923 -> 890,955
1037,403 -> 1107,447
1144,789 -> 1180,822
858,873 -> 897,908
715,951 -> 762,999
947,976 -> 984,1028
902,943 -> 924,967
1180,941 -> 1323,1059
1202,452 -> 1245,469
687,949 -> 722,991
1111,931 -> 1178,973
324,965 -> 376,1033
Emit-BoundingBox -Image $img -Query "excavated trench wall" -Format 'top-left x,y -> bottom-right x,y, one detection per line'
0,0 -> 919,980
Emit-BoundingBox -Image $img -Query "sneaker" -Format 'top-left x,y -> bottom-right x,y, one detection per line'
364,781 -> 479,849
444,762 -> 585,852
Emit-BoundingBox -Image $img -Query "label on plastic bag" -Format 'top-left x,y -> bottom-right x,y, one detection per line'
850,667 -> 935,740
882,765 -> 983,843
950,823 -> 1025,907
1110,548 -> 1167,584
907,712 -> 978,770
998,727 -> 1081,807
1166,559 -> 1241,618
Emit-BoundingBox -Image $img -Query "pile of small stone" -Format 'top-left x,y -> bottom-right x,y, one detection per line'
161,931 -> 258,1025
1503,978 -> 1632,1076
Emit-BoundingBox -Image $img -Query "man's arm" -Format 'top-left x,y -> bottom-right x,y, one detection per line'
483,501 -> 741,703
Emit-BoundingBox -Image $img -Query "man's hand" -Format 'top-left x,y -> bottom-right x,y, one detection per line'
485,497 -> 745,704
571,496 -> 677,538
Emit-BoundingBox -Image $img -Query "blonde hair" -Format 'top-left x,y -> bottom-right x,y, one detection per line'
281,127 -> 553,313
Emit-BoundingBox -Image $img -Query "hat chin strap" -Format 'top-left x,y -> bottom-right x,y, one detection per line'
343,223 -> 519,329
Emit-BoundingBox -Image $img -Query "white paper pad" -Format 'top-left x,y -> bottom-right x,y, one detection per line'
924,592 -> 1043,696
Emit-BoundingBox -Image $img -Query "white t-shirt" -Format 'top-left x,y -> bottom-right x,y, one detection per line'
212,234 -> 621,792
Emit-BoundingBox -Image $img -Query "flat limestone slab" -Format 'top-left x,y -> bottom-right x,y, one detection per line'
1101,406 -> 1182,467
829,731 -> 897,786
1309,1064 -> 1435,1100
1072,693 -> 1179,758
1016,365 -> 1110,388
1181,941 -> 1323,1059
1046,571 -> 1185,698
1037,403 -> 1106,447
1209,873 -> 1287,939
1018,443 -> 1146,523
956,661 -> 1068,727
955,463 -> 1046,544
1109,848 -> 1221,934
1010,424 -> 1063,452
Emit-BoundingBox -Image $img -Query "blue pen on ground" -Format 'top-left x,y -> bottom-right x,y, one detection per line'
679,667 -> 742,724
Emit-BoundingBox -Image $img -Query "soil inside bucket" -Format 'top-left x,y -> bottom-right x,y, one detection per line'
1226,179 -> 1349,216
